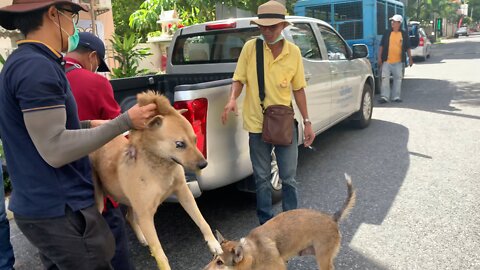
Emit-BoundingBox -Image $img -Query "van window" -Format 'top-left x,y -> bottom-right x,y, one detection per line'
288,23 -> 322,60
305,2 -> 363,40
319,26 -> 349,60
172,28 -> 260,65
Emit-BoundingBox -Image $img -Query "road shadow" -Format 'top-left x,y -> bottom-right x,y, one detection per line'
376,78 -> 480,120
124,118 -> 410,270
289,119 -> 410,269
9,120 -> 410,270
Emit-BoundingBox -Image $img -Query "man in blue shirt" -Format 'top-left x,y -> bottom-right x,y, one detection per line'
0,0 -> 156,268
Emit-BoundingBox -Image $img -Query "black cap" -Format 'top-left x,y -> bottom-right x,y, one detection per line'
78,32 -> 110,72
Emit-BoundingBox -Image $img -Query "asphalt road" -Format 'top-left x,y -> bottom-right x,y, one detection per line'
8,35 -> 480,270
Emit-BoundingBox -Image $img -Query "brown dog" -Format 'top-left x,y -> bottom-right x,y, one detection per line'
203,174 -> 356,270
90,91 -> 222,270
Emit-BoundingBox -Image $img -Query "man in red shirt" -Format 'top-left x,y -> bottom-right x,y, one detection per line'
65,32 -> 133,270
65,32 -> 120,120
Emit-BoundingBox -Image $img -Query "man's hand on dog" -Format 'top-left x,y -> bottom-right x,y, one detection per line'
221,100 -> 238,125
127,103 -> 158,129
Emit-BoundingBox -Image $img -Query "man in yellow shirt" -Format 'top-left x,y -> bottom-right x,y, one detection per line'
378,14 -> 413,103
221,1 -> 315,225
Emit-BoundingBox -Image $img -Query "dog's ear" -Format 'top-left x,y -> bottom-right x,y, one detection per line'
215,230 -> 225,243
233,244 -> 244,264
146,115 -> 164,128
177,108 -> 188,115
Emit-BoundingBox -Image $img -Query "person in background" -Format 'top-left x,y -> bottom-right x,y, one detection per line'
65,32 -> 134,270
0,162 -> 15,270
0,0 -> 156,268
221,1 -> 315,225
378,14 -> 413,103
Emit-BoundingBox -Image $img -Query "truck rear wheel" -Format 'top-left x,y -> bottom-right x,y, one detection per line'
270,150 -> 282,204
235,150 -> 282,204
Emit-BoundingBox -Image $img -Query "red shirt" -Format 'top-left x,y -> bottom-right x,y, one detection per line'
64,57 -> 120,120
65,57 -> 120,210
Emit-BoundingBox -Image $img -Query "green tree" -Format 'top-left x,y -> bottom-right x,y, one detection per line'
467,0 -> 480,22
221,0 -> 296,15
407,0 -> 459,24
112,0 -> 144,37
110,33 -> 153,78
129,0 -> 217,40
128,0 -> 296,41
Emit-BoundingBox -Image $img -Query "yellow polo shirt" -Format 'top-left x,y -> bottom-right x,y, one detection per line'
387,31 -> 402,63
233,39 -> 307,133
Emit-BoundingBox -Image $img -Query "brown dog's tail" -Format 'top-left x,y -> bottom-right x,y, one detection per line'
333,173 -> 356,223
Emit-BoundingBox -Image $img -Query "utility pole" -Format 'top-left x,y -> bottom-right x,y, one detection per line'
89,0 -> 97,35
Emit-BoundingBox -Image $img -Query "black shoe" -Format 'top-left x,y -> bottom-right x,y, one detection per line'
393,98 -> 402,103
378,97 -> 388,104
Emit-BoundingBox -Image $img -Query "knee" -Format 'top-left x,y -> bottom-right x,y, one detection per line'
281,178 -> 297,187
256,178 -> 271,191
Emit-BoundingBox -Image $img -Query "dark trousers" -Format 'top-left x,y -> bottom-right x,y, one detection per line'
15,205 -> 115,270
102,200 -> 134,270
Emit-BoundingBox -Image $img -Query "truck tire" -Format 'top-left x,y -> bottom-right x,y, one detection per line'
235,150 -> 282,204
270,150 -> 282,204
351,83 -> 373,129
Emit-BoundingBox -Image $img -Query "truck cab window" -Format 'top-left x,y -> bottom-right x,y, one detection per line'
288,23 -> 322,60
172,28 -> 260,65
319,26 -> 349,60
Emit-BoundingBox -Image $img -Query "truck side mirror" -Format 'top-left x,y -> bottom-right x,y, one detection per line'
352,44 -> 368,58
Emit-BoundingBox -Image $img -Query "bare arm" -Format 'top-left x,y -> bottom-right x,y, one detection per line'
221,80 -> 244,125
293,88 -> 315,147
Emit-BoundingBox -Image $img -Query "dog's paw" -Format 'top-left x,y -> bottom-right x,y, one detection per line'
207,239 -> 223,255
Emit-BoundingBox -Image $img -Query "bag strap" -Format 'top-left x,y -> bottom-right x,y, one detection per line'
65,66 -> 77,73
65,62 -> 82,73
256,38 -> 265,108
256,39 -> 293,111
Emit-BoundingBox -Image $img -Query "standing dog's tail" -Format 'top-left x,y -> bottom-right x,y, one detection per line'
333,173 -> 356,223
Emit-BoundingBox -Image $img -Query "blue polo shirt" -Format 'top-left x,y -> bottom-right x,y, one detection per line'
0,40 -> 94,218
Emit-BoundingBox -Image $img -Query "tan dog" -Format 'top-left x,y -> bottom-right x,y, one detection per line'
203,174 -> 356,270
90,91 -> 222,270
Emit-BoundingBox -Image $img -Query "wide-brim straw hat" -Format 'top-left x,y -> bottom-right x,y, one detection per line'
0,0 -> 88,30
251,1 -> 291,27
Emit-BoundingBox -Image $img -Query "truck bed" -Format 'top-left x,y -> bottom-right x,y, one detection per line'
110,72 -> 233,111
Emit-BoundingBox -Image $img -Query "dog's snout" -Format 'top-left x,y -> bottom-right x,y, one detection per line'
198,160 -> 208,170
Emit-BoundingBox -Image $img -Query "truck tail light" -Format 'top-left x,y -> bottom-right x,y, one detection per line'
173,98 -> 208,158
206,21 -> 237,31
419,36 -> 424,47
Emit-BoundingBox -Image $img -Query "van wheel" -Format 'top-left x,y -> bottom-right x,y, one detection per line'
351,83 -> 373,129
270,150 -> 282,204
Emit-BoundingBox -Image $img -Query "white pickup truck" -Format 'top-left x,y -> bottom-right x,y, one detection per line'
110,16 -> 374,200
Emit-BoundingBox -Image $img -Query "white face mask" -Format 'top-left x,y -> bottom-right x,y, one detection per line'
53,11 -> 79,52
259,33 -> 284,45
